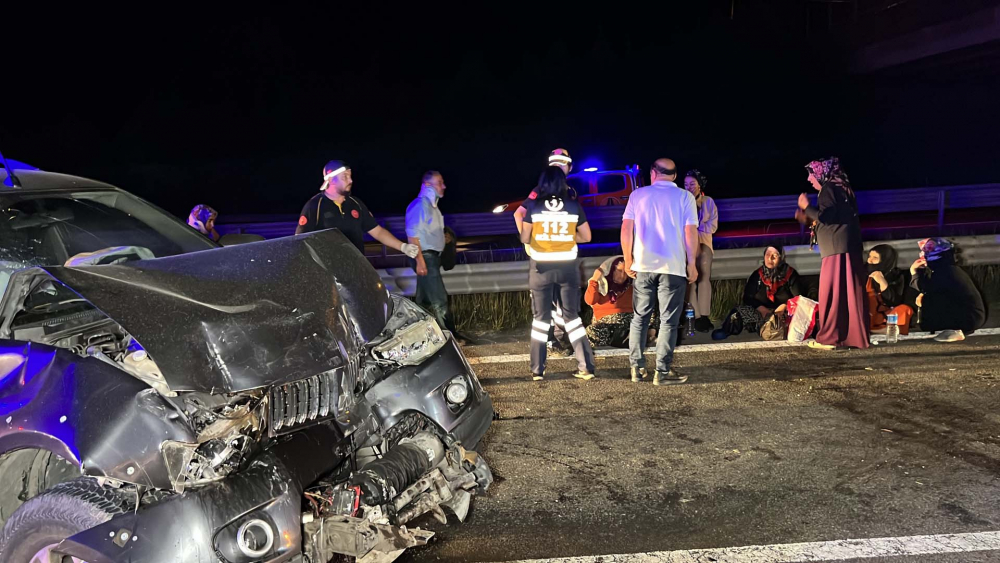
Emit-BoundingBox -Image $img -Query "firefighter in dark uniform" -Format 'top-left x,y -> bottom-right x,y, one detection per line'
520,166 -> 596,381
296,160 -> 419,258
514,148 -> 577,354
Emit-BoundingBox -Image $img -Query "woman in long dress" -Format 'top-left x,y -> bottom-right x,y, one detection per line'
796,157 -> 870,350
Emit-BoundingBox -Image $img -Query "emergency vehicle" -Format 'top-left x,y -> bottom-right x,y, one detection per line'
491,164 -> 645,213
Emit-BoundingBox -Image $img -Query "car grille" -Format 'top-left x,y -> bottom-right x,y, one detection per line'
269,366 -> 353,434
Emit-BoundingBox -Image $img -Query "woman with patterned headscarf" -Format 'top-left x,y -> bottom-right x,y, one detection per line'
795,157 -> 869,350
909,238 -> 985,342
684,169 -> 719,332
712,246 -> 802,340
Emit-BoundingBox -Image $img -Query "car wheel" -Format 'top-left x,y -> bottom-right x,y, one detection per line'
0,450 -> 80,525
0,478 -> 130,562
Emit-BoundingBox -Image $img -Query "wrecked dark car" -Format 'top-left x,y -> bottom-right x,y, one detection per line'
0,167 -> 493,562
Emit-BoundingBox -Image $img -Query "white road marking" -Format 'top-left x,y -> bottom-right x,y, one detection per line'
466,327 -> 1000,365
497,530 -> 1000,562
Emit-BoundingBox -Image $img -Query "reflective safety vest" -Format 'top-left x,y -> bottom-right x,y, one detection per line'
526,197 -> 579,261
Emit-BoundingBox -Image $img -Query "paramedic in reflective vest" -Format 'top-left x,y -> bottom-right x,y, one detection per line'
296,160 -> 419,258
514,148 -> 576,353
519,166 -> 596,382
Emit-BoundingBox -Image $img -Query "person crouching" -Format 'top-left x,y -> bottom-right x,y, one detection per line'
585,256 -> 657,348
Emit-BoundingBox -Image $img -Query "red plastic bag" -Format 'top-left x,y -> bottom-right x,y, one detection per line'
786,296 -> 818,342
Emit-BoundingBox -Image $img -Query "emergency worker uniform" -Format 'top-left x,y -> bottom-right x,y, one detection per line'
521,189 -> 576,348
523,194 -> 596,378
296,193 -> 377,255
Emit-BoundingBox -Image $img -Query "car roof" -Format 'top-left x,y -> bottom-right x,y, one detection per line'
1,168 -> 120,194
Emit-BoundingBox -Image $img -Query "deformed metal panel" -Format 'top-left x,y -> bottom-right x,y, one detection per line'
21,230 -> 391,393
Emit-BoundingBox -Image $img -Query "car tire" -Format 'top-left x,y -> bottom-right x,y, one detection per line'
0,478 -> 130,562
0,449 -> 80,525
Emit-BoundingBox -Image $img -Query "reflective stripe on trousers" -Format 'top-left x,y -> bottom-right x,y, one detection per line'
528,260 -> 596,376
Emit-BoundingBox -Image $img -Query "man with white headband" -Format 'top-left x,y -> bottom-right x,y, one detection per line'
296,160 -> 419,258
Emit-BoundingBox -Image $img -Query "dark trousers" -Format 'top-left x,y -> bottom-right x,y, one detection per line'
533,290 -> 568,346
528,261 -> 596,376
413,251 -> 458,334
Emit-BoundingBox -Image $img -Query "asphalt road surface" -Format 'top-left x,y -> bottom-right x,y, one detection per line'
401,334 -> 1000,563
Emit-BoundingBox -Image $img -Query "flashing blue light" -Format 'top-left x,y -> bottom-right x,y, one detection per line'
583,167 -> 599,172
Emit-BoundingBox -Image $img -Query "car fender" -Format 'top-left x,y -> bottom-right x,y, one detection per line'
0,340 -> 195,490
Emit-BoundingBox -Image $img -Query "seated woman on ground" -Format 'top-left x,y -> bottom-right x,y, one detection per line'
866,244 -> 916,335
585,256 -> 655,348
909,238 -> 986,343
713,246 -> 802,340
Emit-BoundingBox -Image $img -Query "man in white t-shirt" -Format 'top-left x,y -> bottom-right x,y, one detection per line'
621,158 -> 699,385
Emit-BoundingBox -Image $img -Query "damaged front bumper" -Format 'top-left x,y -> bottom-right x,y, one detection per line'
366,338 -> 494,450
53,449 -> 304,562
52,432 -> 492,563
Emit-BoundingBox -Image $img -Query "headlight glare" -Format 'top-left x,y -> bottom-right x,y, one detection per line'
492,204 -> 508,213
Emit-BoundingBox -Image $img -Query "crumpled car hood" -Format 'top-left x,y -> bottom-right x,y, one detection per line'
26,230 -> 391,393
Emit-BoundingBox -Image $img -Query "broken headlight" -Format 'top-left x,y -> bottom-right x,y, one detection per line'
373,296 -> 447,366
161,393 -> 265,492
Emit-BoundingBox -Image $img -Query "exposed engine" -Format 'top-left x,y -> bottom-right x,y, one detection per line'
302,430 -> 493,563
52,321 -> 175,396
9,279 -> 177,397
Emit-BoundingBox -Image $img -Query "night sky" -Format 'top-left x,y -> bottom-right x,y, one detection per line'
6,4 -> 999,218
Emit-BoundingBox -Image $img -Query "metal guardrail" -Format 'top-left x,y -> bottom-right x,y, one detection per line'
218,184 -> 1000,241
377,235 -> 1000,296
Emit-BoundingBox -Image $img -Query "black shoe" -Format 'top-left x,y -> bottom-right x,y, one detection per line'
531,373 -> 544,381
695,317 -> 714,333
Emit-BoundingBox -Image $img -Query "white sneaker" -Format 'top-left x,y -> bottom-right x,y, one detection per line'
934,330 -> 966,343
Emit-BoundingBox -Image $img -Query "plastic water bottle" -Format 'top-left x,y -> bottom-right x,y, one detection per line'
685,305 -> 696,337
886,313 -> 899,344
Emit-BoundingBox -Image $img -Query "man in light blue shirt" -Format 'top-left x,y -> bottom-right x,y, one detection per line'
405,171 -> 453,335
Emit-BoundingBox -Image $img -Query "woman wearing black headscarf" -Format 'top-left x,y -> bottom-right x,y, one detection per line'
713,246 -> 802,340
909,238 -> 986,342
866,244 -> 916,335
795,157 -> 870,350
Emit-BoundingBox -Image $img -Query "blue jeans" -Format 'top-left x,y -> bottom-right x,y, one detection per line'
629,272 -> 687,373
414,251 -> 450,331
